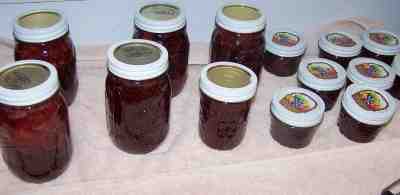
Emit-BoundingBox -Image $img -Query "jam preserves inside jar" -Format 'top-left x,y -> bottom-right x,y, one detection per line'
199,62 -> 257,150
106,39 -> 171,154
14,10 -> 78,105
360,29 -> 400,65
0,60 -> 72,183
133,3 -> 190,97
338,84 -> 397,143
389,54 -> 400,99
210,4 -> 266,77
264,29 -> 306,76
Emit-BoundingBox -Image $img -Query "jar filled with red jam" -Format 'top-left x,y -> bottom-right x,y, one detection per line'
270,87 -> 325,148
347,57 -> 395,91
199,62 -> 257,150
318,31 -> 362,69
14,10 -> 78,105
0,60 -> 72,183
297,58 -> 346,111
133,3 -> 189,97
361,29 -> 400,66
389,54 -> 400,99
210,4 -> 266,77
106,39 -> 171,154
264,28 -> 306,76
338,84 -> 397,143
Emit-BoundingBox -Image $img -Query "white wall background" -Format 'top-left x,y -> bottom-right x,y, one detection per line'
0,0 -> 399,46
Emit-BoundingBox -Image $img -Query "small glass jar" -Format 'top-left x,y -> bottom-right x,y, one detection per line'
199,62 -> 257,150
361,29 -> 400,66
0,60 -> 72,183
297,57 -> 346,111
210,4 -> 266,77
106,39 -> 171,154
389,54 -> 400,99
347,57 -> 395,91
14,10 -> 78,106
338,84 -> 397,143
270,87 -> 325,148
318,31 -> 362,69
264,28 -> 306,76
133,3 -> 190,97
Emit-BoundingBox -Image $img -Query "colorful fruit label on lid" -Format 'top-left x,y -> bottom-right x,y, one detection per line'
352,90 -> 388,111
272,32 -> 299,47
280,93 -> 317,113
141,4 -> 180,21
307,62 -> 338,80
355,63 -> 389,78
326,33 -> 356,47
369,32 -> 399,46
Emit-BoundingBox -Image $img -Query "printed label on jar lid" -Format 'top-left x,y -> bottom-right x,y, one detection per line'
355,63 -> 389,78
114,43 -> 161,65
141,4 -> 180,21
369,32 -> 399,46
307,62 -> 338,80
272,32 -> 299,47
279,93 -> 317,113
352,90 -> 388,111
326,33 -> 356,47
223,5 -> 261,21
0,64 -> 50,90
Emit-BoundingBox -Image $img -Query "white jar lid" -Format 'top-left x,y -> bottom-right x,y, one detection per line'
216,4 -> 266,34
362,29 -> 400,56
14,9 -> 68,43
392,53 -> 400,75
271,87 -> 325,127
265,28 -> 306,57
342,84 -> 397,125
135,3 -> 186,33
347,57 -> 395,90
298,57 -> 347,91
319,31 -> 362,57
200,62 -> 258,103
0,60 -> 59,106
107,39 -> 169,81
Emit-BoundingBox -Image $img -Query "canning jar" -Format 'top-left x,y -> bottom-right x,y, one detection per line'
270,87 -> 325,148
106,39 -> 171,154
389,54 -> 400,99
264,28 -> 306,76
361,29 -> 400,65
0,60 -> 72,183
318,31 -> 362,69
210,4 -> 266,77
338,84 -> 397,143
297,57 -> 346,111
134,3 -> 189,97
199,62 -> 257,150
14,9 -> 78,105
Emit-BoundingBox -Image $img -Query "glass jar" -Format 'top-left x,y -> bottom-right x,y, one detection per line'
106,39 -> 171,154
0,60 -> 72,183
360,29 -> 400,65
264,28 -> 306,76
318,31 -> 362,69
270,87 -> 325,148
210,4 -> 266,77
199,62 -> 257,150
297,58 -> 346,111
338,84 -> 397,143
133,3 -> 189,97
389,54 -> 400,99
14,9 -> 78,106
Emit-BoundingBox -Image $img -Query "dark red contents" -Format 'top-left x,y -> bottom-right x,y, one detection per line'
133,26 -> 190,97
270,111 -> 318,149
199,91 -> 251,150
360,47 -> 395,66
264,50 -> 303,77
389,75 -> 400,100
0,91 -> 72,183
210,25 -> 265,77
338,106 -> 383,143
14,33 -> 78,105
105,71 -> 171,154
298,82 -> 342,111
318,47 -> 357,69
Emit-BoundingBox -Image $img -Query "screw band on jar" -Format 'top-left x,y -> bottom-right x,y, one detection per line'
216,4 -> 266,33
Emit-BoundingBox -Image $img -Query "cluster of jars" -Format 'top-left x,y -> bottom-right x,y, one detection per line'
0,3 -> 399,184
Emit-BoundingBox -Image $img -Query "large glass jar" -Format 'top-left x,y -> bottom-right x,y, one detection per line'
133,3 -> 189,97
0,60 -> 72,183
389,54 -> 400,99
210,4 -> 266,77
14,10 -> 78,105
106,39 -> 171,154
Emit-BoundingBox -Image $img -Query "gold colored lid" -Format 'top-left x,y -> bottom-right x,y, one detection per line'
114,42 -> 161,65
140,4 -> 180,21
0,64 -> 50,90
207,65 -> 251,88
223,5 -> 262,21
18,11 -> 61,29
